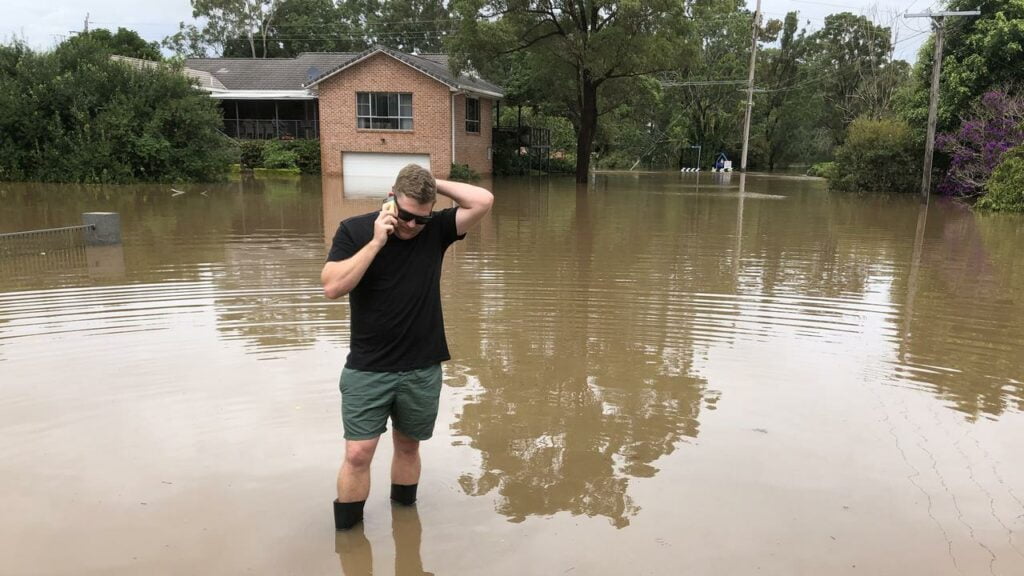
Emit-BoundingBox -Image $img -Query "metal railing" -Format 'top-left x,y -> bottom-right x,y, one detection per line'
0,224 -> 95,258
222,119 -> 318,140
0,224 -> 95,239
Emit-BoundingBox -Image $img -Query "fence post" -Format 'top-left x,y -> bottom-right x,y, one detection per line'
82,212 -> 121,245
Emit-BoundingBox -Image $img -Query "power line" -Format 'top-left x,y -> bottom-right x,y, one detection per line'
661,80 -> 749,87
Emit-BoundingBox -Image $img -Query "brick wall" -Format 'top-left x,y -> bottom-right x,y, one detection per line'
317,52 -> 496,178
453,94 -> 494,175
317,53 -> 455,177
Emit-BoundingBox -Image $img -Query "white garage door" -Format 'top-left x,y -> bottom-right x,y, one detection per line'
342,152 -> 431,197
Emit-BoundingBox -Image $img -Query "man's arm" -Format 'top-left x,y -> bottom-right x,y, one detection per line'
435,179 -> 494,236
321,210 -> 395,299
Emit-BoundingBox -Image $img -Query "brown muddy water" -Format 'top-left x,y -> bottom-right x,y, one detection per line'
1,172 -> 1022,575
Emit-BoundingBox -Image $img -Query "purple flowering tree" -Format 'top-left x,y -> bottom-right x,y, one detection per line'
936,90 -> 1024,198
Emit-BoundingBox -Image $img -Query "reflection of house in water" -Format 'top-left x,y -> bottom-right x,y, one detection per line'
321,176 -> 393,252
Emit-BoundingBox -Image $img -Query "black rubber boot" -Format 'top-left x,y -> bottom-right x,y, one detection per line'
334,499 -> 365,531
390,483 -> 418,506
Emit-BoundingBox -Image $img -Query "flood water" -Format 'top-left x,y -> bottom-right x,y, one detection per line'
1,172 -> 1023,575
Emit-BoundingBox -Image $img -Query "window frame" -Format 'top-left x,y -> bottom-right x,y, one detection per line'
356,92 -> 413,131
465,97 -> 481,133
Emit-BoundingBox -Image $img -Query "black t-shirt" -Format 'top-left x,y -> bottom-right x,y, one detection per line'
327,207 -> 464,372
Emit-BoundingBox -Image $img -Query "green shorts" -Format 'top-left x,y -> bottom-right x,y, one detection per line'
339,365 -> 443,441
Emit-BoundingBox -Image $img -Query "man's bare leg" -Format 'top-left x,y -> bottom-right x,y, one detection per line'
338,437 -> 380,501
335,437 -> 380,530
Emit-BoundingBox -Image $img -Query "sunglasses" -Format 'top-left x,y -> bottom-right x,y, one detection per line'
396,206 -> 433,225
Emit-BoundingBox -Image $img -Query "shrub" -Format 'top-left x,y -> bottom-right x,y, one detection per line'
260,141 -> 299,169
547,156 -> 576,174
976,145 -> 1024,212
830,117 -> 920,194
936,90 -> 1024,198
285,139 -> 320,174
239,141 -> 264,169
449,163 -> 479,182
238,140 -> 319,173
0,38 -> 233,183
806,161 -> 838,179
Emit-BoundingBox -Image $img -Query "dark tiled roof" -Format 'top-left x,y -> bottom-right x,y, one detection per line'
184,53 -> 357,91
185,47 -> 502,97
384,49 -> 503,97
306,46 -> 502,96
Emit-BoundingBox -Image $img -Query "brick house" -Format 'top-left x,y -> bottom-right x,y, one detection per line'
184,46 -> 502,193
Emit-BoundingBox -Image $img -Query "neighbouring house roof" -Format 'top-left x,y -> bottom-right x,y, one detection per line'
182,46 -> 503,100
111,55 -> 227,91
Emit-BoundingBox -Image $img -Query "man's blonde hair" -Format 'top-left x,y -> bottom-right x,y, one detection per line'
393,164 -> 436,204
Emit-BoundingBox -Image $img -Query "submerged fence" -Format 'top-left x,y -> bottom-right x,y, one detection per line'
0,213 -> 122,278
0,224 -> 94,258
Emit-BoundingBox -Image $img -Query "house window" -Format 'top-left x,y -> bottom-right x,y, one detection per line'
357,92 -> 413,130
465,97 -> 480,133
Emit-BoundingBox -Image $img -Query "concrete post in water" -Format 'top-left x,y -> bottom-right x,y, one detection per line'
82,212 -> 121,245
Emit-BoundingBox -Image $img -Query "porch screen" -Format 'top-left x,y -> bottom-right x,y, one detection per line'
357,92 -> 413,130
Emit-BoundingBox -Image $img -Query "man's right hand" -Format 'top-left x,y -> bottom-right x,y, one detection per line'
373,208 -> 396,246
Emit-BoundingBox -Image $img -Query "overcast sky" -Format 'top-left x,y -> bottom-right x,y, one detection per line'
1,0 -> 940,63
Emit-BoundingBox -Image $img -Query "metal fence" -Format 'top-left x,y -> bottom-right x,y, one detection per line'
0,224 -> 95,258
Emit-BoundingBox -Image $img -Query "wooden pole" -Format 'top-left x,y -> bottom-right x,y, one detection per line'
905,9 -> 981,198
740,0 -> 761,172
920,17 -> 945,199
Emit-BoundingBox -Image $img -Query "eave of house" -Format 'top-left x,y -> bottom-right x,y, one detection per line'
206,89 -> 316,100
453,86 -> 503,100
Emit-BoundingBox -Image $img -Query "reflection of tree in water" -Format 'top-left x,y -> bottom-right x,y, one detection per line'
447,180 -> 711,527
213,176 -> 340,355
0,178 -> 342,356
454,343 -> 708,528
895,200 -> 1024,419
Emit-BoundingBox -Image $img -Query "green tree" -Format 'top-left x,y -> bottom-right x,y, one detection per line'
164,0 -> 374,57
64,28 -> 162,61
366,0 -> 452,53
449,0 -> 696,182
0,38 -> 234,183
804,12 -> 900,146
751,11 -> 837,170
899,0 -> 1024,133
164,0 -> 281,58
663,0 -> 751,168
269,0 -> 368,55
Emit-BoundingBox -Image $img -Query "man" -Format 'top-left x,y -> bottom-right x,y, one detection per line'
322,163 -> 493,531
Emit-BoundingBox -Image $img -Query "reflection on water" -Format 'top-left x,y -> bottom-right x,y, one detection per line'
1,173 -> 1023,574
334,505 -> 431,576
444,181 -> 710,527
894,199 -> 1024,418
0,177 -> 336,360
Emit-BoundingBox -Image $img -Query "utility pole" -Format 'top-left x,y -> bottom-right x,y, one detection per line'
740,0 -> 761,172
83,13 -> 91,33
905,9 -> 980,199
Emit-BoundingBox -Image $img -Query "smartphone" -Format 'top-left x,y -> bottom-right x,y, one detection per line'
382,193 -> 397,215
